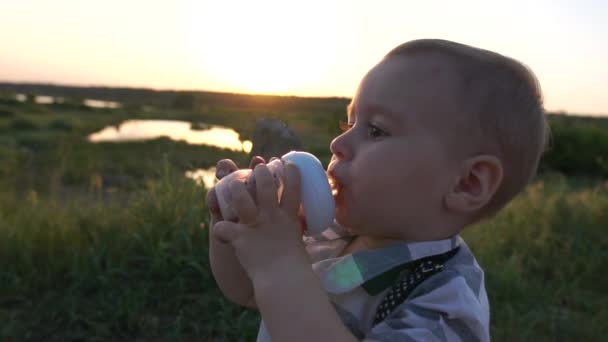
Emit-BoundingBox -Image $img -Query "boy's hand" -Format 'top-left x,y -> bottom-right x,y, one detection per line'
211,163 -> 309,282
206,156 -> 266,225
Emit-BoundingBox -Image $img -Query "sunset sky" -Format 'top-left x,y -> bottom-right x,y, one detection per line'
1,0 -> 607,115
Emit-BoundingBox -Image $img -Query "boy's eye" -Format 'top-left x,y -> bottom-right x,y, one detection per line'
367,123 -> 387,139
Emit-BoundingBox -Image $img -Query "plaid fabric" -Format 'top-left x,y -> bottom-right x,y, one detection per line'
371,246 -> 460,326
257,225 -> 490,341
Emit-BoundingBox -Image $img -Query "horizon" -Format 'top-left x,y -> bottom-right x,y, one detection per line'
1,0 -> 607,115
1,80 -> 606,117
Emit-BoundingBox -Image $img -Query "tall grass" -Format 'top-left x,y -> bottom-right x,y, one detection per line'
465,173 -> 608,341
0,164 -> 259,341
1,170 -> 606,340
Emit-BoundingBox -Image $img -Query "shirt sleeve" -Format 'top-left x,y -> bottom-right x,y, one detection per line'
362,270 -> 490,342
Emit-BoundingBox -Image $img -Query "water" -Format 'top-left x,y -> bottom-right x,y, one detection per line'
185,167 -> 217,189
83,99 -> 121,109
15,94 -> 121,108
89,120 -> 252,189
88,119 -> 253,153
35,95 -> 56,104
16,94 -> 249,189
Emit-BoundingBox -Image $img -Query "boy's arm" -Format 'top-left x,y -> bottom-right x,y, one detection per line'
209,226 -> 256,308
252,255 -> 358,342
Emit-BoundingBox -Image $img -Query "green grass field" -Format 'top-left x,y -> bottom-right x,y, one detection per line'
0,86 -> 607,341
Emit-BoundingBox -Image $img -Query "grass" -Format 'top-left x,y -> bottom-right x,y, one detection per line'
0,90 -> 607,340
0,164 -> 260,341
465,173 -> 608,340
2,171 -> 607,341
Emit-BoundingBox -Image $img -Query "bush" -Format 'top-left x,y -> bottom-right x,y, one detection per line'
9,118 -> 38,131
0,109 -> 14,117
48,119 -> 73,131
15,134 -> 51,152
540,117 -> 608,178
0,97 -> 19,106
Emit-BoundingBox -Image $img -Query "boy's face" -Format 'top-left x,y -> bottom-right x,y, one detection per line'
328,54 -> 468,241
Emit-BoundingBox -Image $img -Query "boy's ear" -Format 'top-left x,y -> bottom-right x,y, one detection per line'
444,155 -> 503,214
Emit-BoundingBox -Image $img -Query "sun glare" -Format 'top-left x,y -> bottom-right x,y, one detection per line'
183,0 -> 337,95
213,48 -> 297,94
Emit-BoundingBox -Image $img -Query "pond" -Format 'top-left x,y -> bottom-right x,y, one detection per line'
88,120 -> 253,189
83,99 -> 120,109
88,120 -> 253,153
185,167 -> 217,189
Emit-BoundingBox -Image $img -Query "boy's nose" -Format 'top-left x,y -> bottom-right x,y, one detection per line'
330,132 -> 353,161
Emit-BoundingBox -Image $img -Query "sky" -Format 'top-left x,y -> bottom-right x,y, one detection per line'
1,0 -> 607,115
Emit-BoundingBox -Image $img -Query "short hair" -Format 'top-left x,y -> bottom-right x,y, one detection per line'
385,39 -> 549,216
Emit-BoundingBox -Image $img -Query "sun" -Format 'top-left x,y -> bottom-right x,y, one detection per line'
213,45 -> 299,94
183,0 -> 337,95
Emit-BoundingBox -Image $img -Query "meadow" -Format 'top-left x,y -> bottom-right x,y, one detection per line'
0,84 -> 607,341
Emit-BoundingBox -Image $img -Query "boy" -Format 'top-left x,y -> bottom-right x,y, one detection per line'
206,39 -> 547,341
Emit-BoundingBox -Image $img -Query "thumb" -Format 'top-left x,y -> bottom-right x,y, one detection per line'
212,221 -> 241,244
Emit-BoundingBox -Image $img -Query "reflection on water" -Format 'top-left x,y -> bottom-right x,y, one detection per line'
88,120 -> 253,153
185,167 -> 217,189
14,94 -> 121,108
84,99 -> 121,108
35,95 -> 56,104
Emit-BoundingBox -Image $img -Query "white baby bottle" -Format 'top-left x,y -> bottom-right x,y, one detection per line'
214,151 -> 335,236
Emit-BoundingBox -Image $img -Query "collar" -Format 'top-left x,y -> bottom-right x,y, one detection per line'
314,235 -> 462,295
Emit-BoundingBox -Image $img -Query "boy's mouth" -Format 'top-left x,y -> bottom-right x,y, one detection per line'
329,177 -> 340,197
327,171 -> 343,198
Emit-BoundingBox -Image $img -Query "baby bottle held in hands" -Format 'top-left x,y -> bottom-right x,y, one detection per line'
214,151 -> 335,236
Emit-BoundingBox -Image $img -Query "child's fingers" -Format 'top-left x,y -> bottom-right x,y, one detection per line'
212,221 -> 241,244
253,164 -> 279,210
216,159 -> 239,179
205,188 -> 223,224
246,156 -> 265,202
280,162 -> 301,216
228,179 -> 258,224
248,155 -> 266,169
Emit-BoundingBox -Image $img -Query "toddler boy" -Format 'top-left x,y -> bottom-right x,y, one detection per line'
207,39 -> 547,341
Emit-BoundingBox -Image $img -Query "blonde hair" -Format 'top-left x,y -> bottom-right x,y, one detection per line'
385,39 -> 549,215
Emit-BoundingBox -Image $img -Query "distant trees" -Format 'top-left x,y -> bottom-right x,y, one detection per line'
541,117 -> 608,178
172,93 -> 199,110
